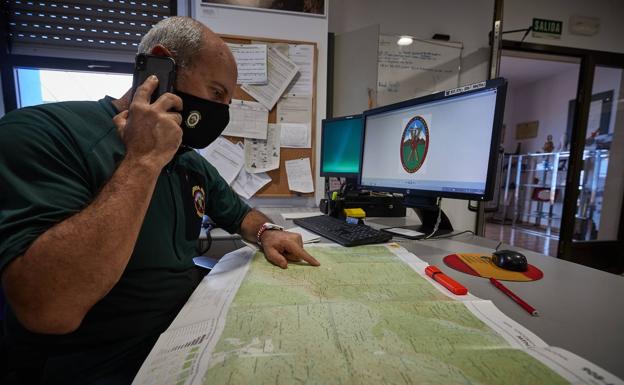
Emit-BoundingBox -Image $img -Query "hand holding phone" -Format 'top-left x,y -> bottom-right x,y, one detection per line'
117,56 -> 183,171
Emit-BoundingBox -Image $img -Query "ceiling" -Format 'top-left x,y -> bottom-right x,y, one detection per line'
500,55 -> 580,88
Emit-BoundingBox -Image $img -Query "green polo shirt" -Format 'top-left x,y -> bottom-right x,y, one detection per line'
0,97 -> 251,383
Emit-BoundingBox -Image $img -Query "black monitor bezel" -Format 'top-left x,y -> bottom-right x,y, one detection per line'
359,78 -> 507,201
319,114 -> 364,179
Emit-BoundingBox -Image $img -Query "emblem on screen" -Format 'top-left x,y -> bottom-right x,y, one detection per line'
400,116 -> 429,173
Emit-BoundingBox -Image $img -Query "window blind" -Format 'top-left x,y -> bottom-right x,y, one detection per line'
4,0 -> 174,52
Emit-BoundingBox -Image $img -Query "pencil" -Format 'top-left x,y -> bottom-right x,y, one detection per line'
489,278 -> 539,316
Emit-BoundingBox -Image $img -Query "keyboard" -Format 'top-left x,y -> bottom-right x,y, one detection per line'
293,215 -> 392,247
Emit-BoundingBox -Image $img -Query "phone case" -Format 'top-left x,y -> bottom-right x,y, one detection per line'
132,53 -> 176,103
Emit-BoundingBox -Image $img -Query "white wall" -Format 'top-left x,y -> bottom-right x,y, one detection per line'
193,4 -> 328,206
329,0 -> 494,88
329,0 -> 495,232
504,0 -> 624,53
502,68 -> 578,154
503,66 -> 622,154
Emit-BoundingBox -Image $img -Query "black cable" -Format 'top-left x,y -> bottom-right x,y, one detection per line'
423,197 -> 443,240
520,26 -> 533,43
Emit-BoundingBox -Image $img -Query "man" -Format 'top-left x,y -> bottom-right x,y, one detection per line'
0,16 -> 319,384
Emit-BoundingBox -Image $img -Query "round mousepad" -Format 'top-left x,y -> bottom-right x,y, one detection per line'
443,253 -> 543,281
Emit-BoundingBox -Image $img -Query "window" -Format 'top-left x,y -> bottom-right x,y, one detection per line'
1,1 -> 176,113
15,67 -> 132,108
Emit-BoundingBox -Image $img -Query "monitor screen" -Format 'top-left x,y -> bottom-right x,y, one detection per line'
320,114 -> 363,178
360,79 -> 506,201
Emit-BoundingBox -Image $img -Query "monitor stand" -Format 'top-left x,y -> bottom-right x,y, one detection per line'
401,196 -> 454,237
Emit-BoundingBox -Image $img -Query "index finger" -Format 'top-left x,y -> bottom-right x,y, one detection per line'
132,75 -> 158,104
292,245 -> 320,266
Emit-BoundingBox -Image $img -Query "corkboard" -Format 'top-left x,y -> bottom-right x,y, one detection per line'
221,34 -> 318,197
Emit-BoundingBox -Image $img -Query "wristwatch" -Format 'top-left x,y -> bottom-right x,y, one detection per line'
256,222 -> 284,247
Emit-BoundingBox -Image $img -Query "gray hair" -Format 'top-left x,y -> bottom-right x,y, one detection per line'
138,16 -> 205,69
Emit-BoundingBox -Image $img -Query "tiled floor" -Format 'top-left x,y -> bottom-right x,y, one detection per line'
485,222 -> 558,257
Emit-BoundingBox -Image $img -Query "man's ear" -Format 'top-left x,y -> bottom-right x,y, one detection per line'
150,44 -> 173,57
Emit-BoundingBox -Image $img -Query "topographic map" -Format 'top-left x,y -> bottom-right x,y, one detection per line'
201,245 -> 567,385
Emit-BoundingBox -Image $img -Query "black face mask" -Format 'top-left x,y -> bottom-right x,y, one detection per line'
175,90 -> 230,149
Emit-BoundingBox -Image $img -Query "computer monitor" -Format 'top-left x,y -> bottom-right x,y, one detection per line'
320,114 -> 363,179
360,78 -> 507,234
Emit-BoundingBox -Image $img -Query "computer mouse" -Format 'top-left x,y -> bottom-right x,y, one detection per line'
491,250 -> 528,272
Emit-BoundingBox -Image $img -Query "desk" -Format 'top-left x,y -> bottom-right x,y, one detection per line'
222,208 -> 624,379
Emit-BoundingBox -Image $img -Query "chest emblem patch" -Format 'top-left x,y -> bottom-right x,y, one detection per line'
192,185 -> 205,218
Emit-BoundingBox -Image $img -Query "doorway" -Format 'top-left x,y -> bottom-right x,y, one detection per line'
486,51 -> 580,257
485,41 -> 624,273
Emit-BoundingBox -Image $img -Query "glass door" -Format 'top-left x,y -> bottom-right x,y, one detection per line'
564,63 -> 624,273
485,51 -> 581,258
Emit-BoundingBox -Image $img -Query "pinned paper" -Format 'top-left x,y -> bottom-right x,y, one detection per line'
227,43 -> 267,84
280,123 -> 310,148
285,44 -> 314,96
276,95 -> 312,124
223,99 -> 269,139
232,168 -> 271,199
242,47 -> 299,111
285,158 -> 314,193
244,123 -> 281,173
199,137 -> 243,185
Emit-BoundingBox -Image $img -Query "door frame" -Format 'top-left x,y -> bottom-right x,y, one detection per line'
501,40 -> 624,273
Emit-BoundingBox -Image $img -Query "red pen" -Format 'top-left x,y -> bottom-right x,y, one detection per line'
425,265 -> 468,295
490,278 -> 539,316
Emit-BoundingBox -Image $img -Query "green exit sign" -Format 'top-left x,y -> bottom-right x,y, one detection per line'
532,18 -> 563,39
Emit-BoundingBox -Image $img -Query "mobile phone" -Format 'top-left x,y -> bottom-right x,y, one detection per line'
132,53 -> 176,103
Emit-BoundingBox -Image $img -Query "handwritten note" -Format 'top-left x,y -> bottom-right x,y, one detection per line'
244,123 -> 281,173
223,99 -> 269,139
285,158 -> 314,193
227,43 -> 267,84
377,35 -> 462,105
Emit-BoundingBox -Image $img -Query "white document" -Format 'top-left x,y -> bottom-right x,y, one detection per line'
232,168 -> 271,199
132,247 -> 255,385
383,227 -> 425,237
222,99 -> 269,139
276,95 -> 312,124
242,47 -> 299,111
199,137 -> 243,185
280,123 -> 310,148
227,43 -> 267,84
285,157 -> 314,193
377,34 -> 462,105
281,212 -> 324,220
287,226 -> 321,243
285,44 -> 314,96
244,123 -> 281,173
265,42 -> 290,57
